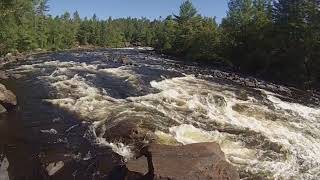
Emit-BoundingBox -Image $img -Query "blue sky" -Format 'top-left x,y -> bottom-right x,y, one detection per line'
48,0 -> 229,22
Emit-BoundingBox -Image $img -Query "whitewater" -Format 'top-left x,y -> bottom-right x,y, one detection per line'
2,49 -> 320,179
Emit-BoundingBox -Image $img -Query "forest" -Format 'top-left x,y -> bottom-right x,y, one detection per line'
0,0 -> 320,89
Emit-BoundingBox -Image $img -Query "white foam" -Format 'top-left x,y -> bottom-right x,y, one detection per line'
166,124 -> 257,163
265,90 -> 320,121
10,56 -> 320,179
89,122 -> 134,161
40,129 -> 58,135
115,47 -> 154,51
139,76 -> 320,179
99,67 -> 141,88
95,136 -> 133,161
46,161 -> 64,176
0,157 -> 9,180
40,70 -> 320,178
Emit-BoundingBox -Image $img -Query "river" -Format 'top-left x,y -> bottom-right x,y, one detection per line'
0,49 -> 320,179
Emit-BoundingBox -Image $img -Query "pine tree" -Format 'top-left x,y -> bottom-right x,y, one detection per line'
272,0 -> 310,85
173,0 -> 199,56
174,0 -> 197,23
34,0 -> 50,49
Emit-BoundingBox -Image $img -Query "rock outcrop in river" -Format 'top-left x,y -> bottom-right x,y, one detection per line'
126,143 -> 240,180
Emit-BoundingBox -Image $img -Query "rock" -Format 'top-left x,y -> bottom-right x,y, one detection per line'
42,147 -> 126,180
100,120 -> 157,148
27,56 -> 34,61
119,56 -> 133,65
10,73 -> 24,79
0,104 -> 7,114
5,53 -> 12,58
127,143 -> 240,180
0,83 -> 17,110
4,53 -> 14,62
245,78 -> 257,87
0,71 -> 8,79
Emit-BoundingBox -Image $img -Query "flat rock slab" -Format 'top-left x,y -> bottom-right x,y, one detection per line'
127,143 -> 240,180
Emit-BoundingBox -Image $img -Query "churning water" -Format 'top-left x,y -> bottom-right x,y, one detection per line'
1,49 -> 320,179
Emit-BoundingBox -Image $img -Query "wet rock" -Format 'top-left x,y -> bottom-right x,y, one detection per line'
245,78 -> 257,87
0,104 -> 7,114
101,120 -> 157,148
235,89 -> 249,101
0,83 -> 17,110
40,146 -> 126,180
0,71 -> 8,79
127,143 -> 240,180
10,73 -> 24,79
119,56 -> 133,65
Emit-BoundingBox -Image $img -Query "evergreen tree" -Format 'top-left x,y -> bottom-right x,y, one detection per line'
34,0 -> 50,48
173,0 -> 199,56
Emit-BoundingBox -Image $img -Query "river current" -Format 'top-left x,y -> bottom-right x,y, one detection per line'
1,49 -> 320,179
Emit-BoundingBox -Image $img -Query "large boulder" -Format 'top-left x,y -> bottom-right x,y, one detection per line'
99,120 -> 157,149
126,143 -> 240,180
0,83 -> 17,111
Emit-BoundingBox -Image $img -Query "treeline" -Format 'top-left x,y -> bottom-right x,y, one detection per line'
0,0 -> 155,52
0,0 -> 319,88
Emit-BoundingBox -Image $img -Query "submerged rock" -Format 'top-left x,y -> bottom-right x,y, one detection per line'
101,120 -> 157,148
126,143 -> 240,180
0,83 -> 17,112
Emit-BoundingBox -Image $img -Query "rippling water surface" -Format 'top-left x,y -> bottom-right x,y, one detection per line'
1,49 -> 320,179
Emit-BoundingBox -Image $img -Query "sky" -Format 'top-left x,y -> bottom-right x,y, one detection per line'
48,0 -> 229,23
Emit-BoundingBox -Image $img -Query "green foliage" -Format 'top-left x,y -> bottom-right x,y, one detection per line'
174,0 -> 198,23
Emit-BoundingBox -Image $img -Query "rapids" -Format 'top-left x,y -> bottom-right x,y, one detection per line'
1,49 -> 320,179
